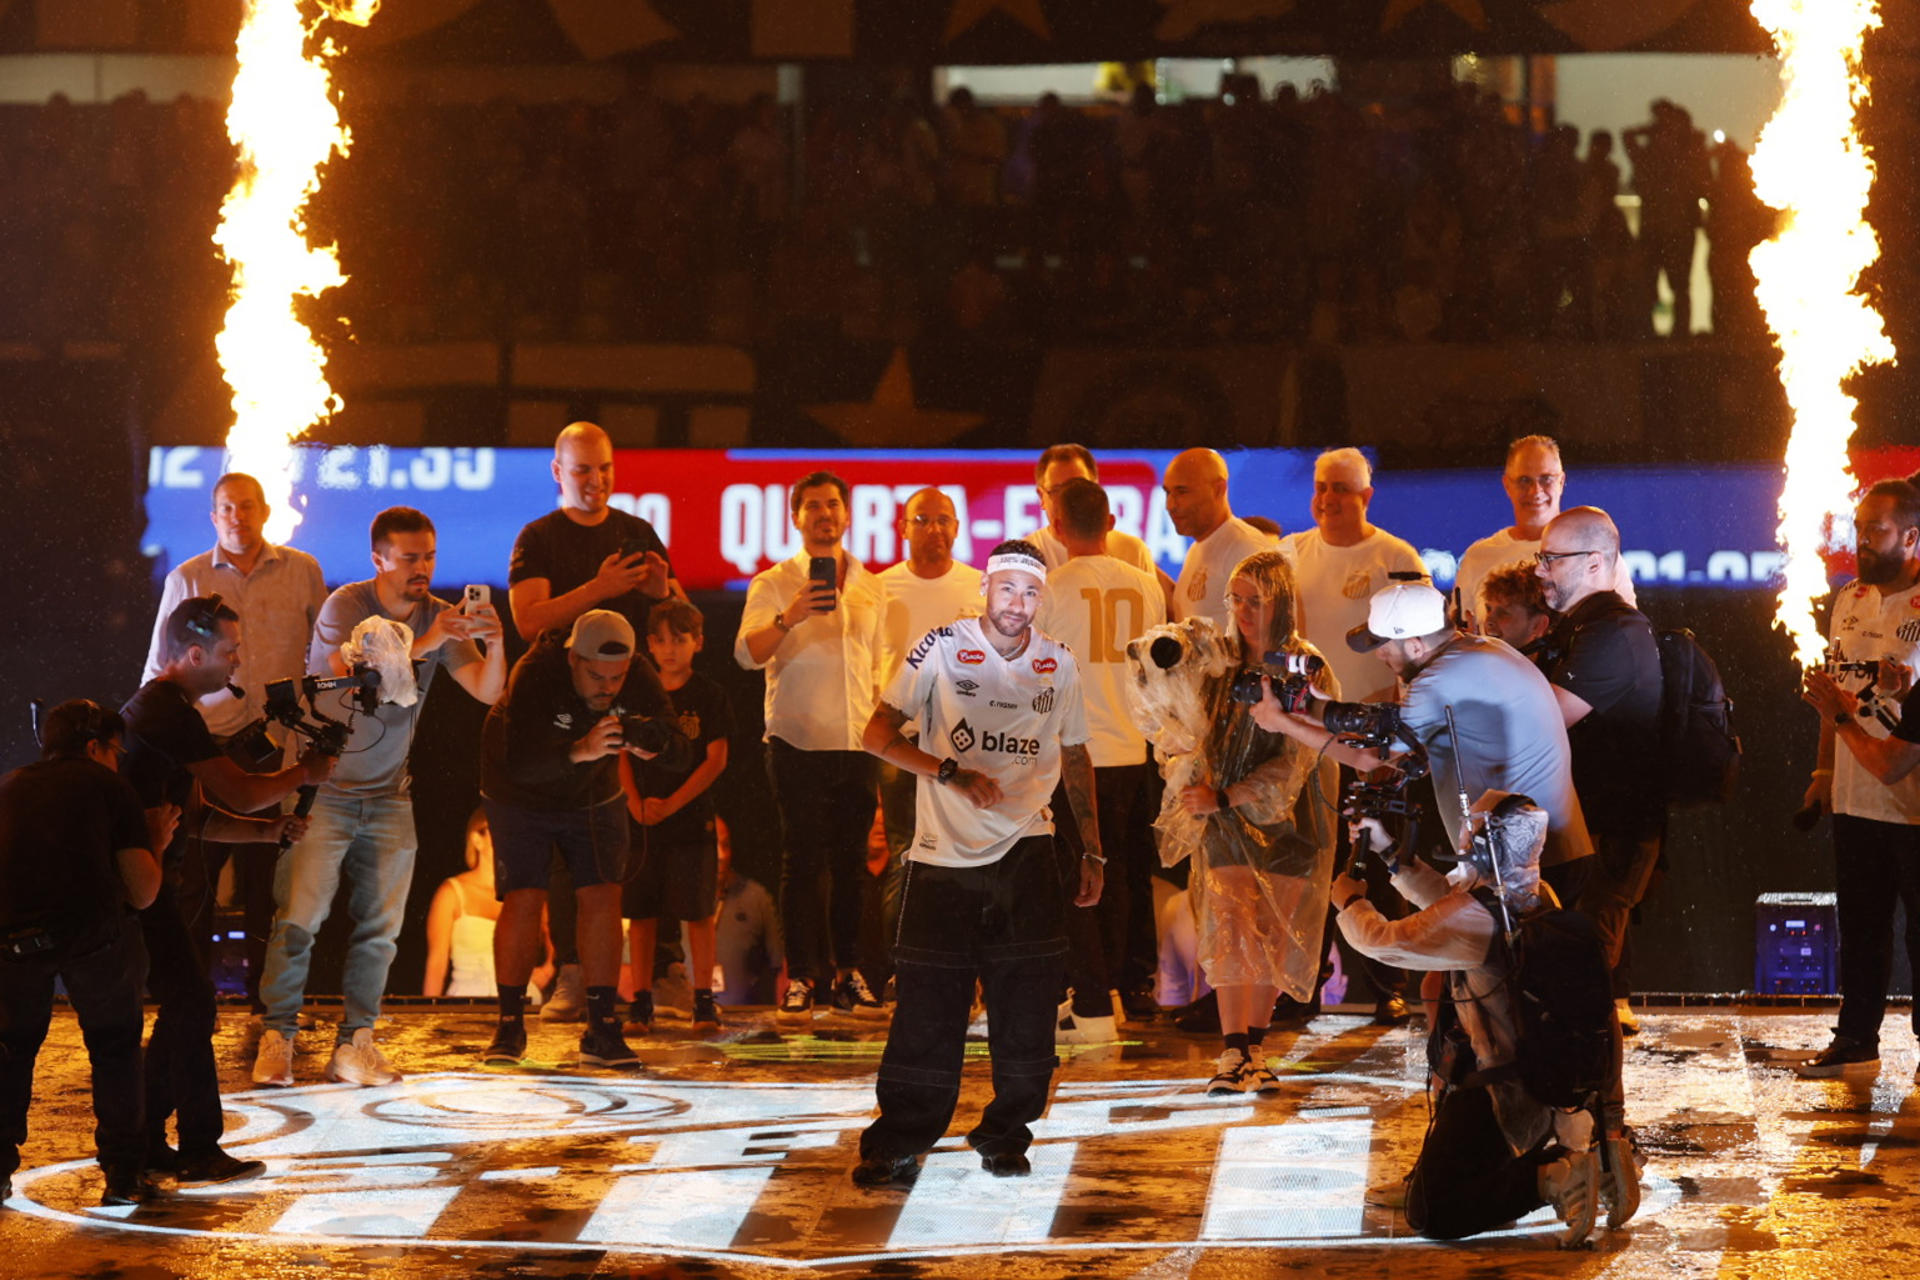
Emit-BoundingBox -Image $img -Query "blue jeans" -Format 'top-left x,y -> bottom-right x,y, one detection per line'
259,790 -> 416,1039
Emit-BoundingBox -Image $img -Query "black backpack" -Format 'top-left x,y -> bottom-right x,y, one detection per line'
1475,893 -> 1616,1109
1656,627 -> 1741,807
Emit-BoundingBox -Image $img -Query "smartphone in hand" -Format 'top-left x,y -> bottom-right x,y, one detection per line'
808,556 -> 837,612
463,584 -> 491,614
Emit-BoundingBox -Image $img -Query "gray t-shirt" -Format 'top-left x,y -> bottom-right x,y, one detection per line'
1400,633 -> 1592,869
307,581 -> 482,796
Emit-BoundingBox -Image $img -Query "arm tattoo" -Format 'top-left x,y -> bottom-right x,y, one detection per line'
1061,743 -> 1100,857
872,702 -> 912,761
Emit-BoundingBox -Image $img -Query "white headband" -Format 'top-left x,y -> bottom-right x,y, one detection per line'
984,552 -> 1047,584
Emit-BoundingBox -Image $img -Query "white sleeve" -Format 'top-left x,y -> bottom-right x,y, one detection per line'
143,569 -> 189,683
733,572 -> 782,670
1336,894 -> 1496,971
882,629 -> 939,719
1058,654 -> 1091,747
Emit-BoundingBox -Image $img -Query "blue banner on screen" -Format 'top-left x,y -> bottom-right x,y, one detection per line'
144,445 -> 1793,594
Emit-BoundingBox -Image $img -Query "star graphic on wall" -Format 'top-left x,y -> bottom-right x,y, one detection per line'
1378,0 -> 1489,34
944,0 -> 1052,44
805,348 -> 983,447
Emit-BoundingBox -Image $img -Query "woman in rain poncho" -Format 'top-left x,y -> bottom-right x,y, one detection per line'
1128,550 -> 1341,1096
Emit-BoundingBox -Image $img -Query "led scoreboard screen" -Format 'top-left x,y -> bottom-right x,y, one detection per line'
143,445 -> 1899,594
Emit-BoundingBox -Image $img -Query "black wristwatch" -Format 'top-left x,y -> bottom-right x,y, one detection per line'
936,757 -> 959,785
1833,711 -> 1852,727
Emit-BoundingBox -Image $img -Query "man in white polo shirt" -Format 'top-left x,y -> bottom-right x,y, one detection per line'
871,487 -> 984,993
1163,448 -> 1271,631
1035,478 -> 1165,1040
850,540 -> 1102,1188
734,471 -> 886,1020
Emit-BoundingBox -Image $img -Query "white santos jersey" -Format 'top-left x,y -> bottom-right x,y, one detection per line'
1828,578 -> 1920,825
885,615 -> 1090,867
1035,555 -> 1166,767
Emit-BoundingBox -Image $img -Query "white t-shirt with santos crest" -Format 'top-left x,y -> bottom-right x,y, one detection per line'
886,615 -> 1090,867
1035,555 -> 1166,768
1174,516 -> 1272,631
1827,578 -> 1920,825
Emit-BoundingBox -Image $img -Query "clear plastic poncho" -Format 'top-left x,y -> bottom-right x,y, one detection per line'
1124,557 -> 1341,1000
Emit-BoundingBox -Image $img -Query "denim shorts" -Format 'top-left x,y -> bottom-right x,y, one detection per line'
484,794 -> 630,895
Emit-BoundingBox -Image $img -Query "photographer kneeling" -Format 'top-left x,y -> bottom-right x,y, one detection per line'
1334,793 -> 1600,1247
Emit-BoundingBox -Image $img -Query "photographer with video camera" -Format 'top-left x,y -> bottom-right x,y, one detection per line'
253,507 -> 505,1091
121,595 -> 331,1185
479,609 -> 688,1070
1333,793 -> 1602,1248
1,701 -> 168,1207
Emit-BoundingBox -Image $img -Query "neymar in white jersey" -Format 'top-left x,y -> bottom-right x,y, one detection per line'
849,540 -> 1102,1188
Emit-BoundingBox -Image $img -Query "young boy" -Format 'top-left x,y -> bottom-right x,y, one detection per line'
619,600 -> 733,1033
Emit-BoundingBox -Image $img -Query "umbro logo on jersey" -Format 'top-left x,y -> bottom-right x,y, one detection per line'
955,678 -> 979,696
1031,657 -> 1058,675
950,719 -> 977,752
1032,688 -> 1056,713
957,649 -> 987,665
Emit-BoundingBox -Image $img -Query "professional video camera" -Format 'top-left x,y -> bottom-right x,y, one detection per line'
252,666 -> 382,846
1227,652 -> 1324,707
1323,699 -> 1433,877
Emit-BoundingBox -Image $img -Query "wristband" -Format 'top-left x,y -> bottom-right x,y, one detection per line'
1811,768 -> 1833,778
1081,850 -> 1106,865
1833,712 -> 1851,727
1215,788 -> 1231,812
772,612 -> 793,633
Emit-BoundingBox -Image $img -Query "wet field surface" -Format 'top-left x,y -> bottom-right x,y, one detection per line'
2,1002 -> 1915,1279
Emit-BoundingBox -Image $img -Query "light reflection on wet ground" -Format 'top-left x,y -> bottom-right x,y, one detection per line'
0,1003 -> 1914,1278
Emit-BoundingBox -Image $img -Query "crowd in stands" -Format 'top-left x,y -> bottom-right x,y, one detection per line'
0,77 -> 1771,365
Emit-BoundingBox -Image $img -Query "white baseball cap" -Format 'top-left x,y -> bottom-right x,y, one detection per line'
1347,582 -> 1448,653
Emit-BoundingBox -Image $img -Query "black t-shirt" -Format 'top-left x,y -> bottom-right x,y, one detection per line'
630,671 -> 733,845
0,758 -> 149,939
1543,591 -> 1664,834
481,632 -> 679,812
120,677 -> 222,867
510,508 -> 674,639
1896,686 -> 1920,746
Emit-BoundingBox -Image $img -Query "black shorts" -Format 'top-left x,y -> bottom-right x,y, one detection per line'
485,795 -> 629,896
621,825 -> 718,923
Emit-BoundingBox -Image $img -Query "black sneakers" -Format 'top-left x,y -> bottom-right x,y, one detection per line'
100,1169 -> 163,1206
980,1150 -> 1031,1177
831,971 -> 886,1017
624,992 -> 654,1036
484,1019 -> 528,1066
176,1148 -> 265,1185
692,990 -> 721,1033
849,1153 -> 919,1188
1792,1033 -> 1880,1079
578,1024 -> 640,1068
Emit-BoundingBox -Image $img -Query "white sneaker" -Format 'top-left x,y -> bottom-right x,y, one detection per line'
252,1028 -> 295,1087
1056,1009 -> 1118,1045
542,964 -> 585,1022
1246,1044 -> 1282,1096
1537,1149 -> 1599,1249
1208,1047 -> 1255,1096
327,1027 -> 401,1087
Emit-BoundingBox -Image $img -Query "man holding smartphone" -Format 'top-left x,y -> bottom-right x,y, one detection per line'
734,471 -> 887,1019
507,420 -> 685,1017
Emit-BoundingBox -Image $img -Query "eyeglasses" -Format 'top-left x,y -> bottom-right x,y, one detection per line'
1223,592 -> 1270,609
1534,550 -> 1600,567
908,515 -> 957,529
1509,473 -> 1564,491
